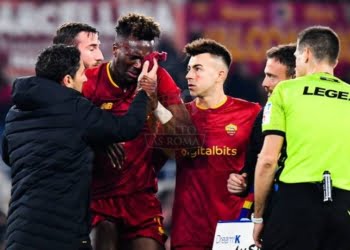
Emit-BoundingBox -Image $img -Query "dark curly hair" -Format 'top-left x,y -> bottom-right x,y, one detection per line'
115,13 -> 161,41
184,38 -> 232,69
35,44 -> 81,83
53,22 -> 98,45
266,44 -> 296,78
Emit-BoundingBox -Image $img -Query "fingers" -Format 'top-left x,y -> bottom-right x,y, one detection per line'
112,143 -> 125,159
141,60 -> 150,75
139,75 -> 157,93
227,173 -> 248,194
138,60 -> 150,82
228,173 -> 247,185
139,58 -> 157,78
149,58 -> 158,76
253,224 -> 263,248
106,143 -> 125,169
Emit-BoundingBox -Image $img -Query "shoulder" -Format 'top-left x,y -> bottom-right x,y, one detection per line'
156,66 -> 170,77
83,63 -> 108,97
226,97 -> 261,118
73,95 -> 100,120
157,67 -> 176,85
230,96 -> 261,110
276,77 -> 306,91
184,100 -> 197,113
86,64 -> 103,76
157,67 -> 180,102
184,100 -> 195,107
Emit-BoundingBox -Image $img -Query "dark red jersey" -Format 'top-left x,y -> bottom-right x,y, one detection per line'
83,62 -> 182,198
171,96 -> 261,248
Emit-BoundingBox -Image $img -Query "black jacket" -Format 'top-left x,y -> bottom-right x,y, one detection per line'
2,76 -> 148,250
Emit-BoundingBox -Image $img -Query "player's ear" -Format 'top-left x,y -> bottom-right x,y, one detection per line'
61,74 -> 73,89
333,59 -> 338,68
217,69 -> 227,83
304,47 -> 312,64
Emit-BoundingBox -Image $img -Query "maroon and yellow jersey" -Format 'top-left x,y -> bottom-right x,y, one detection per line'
83,62 -> 182,198
171,96 -> 261,248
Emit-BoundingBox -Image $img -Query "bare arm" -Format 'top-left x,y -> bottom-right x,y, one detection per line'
253,134 -> 284,247
162,103 -> 194,134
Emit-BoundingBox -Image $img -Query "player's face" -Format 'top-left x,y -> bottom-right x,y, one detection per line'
68,59 -> 87,93
112,37 -> 154,86
76,31 -> 104,69
186,53 -> 221,98
294,43 -> 307,77
262,58 -> 289,96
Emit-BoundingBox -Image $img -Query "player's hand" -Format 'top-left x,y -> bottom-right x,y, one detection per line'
138,75 -> 157,95
253,223 -> 264,248
137,58 -> 158,92
227,173 -> 248,194
137,59 -> 158,110
106,143 -> 125,169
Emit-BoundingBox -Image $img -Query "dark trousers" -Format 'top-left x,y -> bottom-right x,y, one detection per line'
261,182 -> 350,250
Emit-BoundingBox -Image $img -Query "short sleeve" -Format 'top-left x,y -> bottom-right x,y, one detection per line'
262,84 -> 286,137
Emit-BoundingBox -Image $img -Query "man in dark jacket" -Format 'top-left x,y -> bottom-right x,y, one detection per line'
1,44 -> 157,250
226,44 -> 296,221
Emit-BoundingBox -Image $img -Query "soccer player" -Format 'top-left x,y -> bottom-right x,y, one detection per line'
2,44 -> 153,250
53,22 -> 104,68
254,26 -> 350,250
227,44 -> 296,200
82,13 -> 194,250
171,38 -> 261,250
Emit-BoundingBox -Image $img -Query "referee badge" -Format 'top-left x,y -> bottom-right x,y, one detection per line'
262,102 -> 272,125
225,123 -> 237,136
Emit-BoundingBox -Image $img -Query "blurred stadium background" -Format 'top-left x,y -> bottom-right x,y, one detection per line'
0,0 -> 349,248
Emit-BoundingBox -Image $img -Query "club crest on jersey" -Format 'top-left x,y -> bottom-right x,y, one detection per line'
101,102 -> 113,110
225,123 -> 237,136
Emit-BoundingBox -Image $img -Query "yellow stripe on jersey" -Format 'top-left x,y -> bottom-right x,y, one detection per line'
106,62 -> 120,88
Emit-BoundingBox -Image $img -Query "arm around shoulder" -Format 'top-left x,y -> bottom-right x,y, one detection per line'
78,90 -> 149,145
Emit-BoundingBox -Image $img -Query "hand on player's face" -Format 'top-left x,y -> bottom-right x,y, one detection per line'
138,59 -> 158,94
138,59 -> 158,110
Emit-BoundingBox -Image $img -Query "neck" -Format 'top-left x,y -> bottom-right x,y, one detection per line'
195,88 -> 227,109
306,61 -> 334,76
109,61 -> 127,88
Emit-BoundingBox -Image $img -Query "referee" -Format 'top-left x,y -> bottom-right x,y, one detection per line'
253,26 -> 350,250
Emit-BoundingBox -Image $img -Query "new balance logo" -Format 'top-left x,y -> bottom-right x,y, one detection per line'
101,102 -> 113,110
